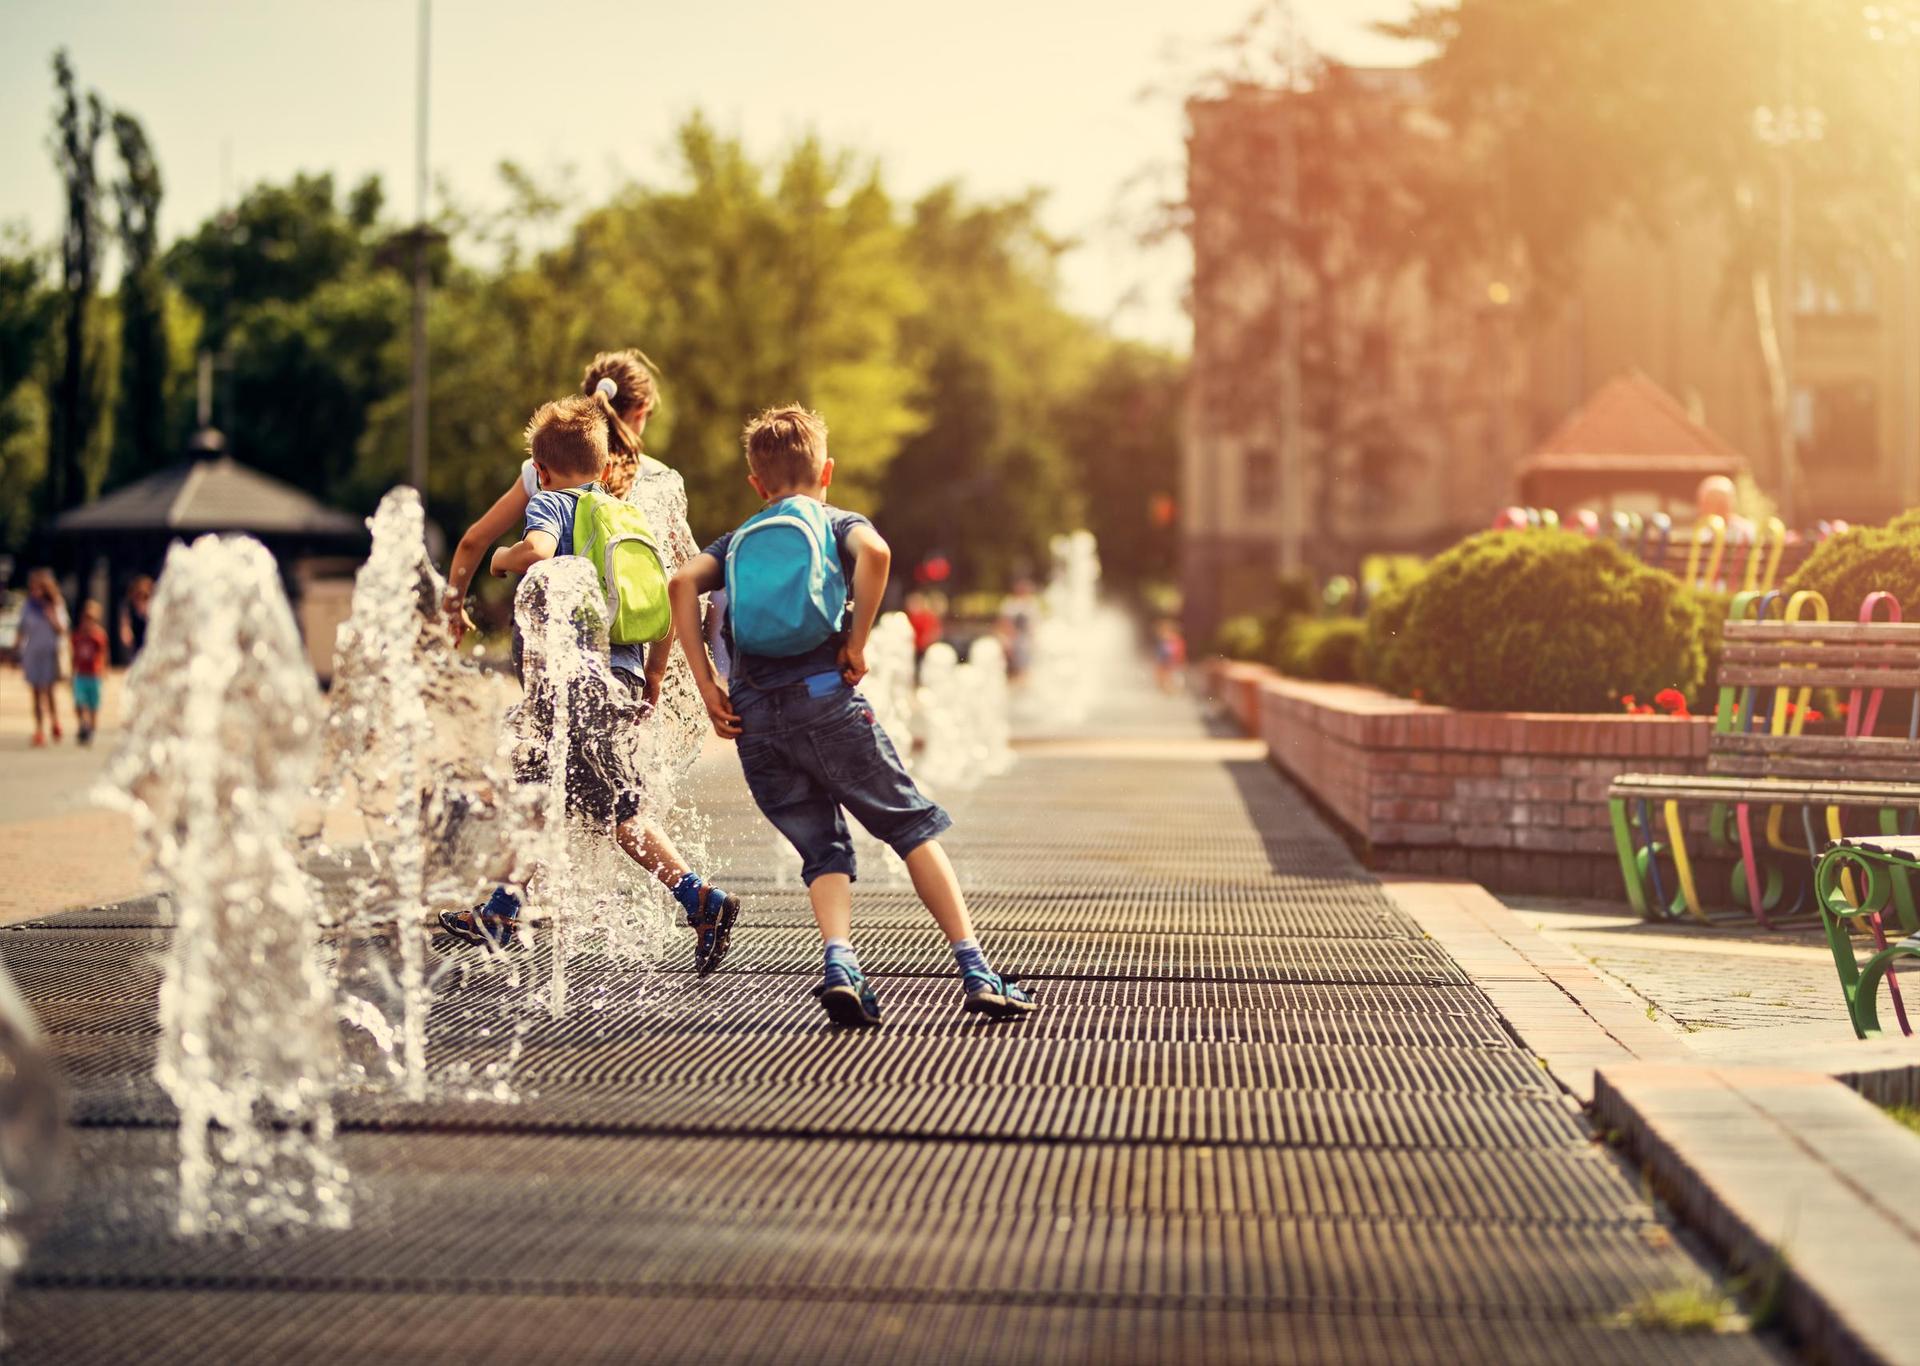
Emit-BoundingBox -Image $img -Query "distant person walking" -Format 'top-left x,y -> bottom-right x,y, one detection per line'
20,569 -> 69,747
118,574 -> 153,663
998,578 -> 1039,682
70,600 -> 109,744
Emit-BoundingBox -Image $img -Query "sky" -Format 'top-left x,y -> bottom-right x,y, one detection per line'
0,0 -> 1423,350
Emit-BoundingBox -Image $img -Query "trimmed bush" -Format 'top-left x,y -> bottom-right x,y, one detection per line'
1783,516 -> 1920,619
1361,531 -> 1706,713
1690,591 -> 1733,707
1212,614 -> 1268,662
1277,616 -> 1365,682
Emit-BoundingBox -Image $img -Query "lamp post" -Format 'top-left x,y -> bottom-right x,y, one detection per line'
409,0 -> 431,496
1752,4 -> 1824,533
1866,3 -> 1920,511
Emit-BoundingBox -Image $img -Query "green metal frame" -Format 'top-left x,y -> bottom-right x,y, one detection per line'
1815,843 -> 1920,1038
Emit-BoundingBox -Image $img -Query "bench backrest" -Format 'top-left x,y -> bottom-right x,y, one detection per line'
1707,620 -> 1920,780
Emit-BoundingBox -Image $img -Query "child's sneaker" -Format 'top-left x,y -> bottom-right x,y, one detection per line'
962,972 -> 1037,1020
687,884 -> 741,976
437,888 -> 520,951
814,965 -> 882,1028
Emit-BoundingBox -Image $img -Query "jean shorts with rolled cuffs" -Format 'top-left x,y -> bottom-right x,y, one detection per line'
734,672 -> 951,885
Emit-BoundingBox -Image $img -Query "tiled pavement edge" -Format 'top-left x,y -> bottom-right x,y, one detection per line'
1387,876 -> 1920,1365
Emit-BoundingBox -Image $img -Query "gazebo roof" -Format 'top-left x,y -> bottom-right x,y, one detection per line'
54,447 -> 366,540
1517,372 -> 1748,505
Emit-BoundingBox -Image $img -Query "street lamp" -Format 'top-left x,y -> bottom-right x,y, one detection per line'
1752,37 -> 1824,534
1865,2 -> 1920,510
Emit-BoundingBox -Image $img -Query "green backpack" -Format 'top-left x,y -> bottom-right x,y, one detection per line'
561,487 -> 672,645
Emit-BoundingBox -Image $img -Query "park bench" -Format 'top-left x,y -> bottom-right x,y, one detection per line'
1607,598 -> 1920,933
1814,835 -> 1920,1037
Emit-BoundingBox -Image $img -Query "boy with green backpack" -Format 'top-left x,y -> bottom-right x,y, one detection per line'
438,394 -> 743,969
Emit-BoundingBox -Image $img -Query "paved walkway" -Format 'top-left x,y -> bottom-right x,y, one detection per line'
0,666 -> 144,924
3,679 -> 1784,1363
1502,895 -> 1854,1057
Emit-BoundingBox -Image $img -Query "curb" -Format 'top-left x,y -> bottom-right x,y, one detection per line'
1387,876 -> 1920,1365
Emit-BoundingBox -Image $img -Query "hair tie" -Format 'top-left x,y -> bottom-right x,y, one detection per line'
594,376 -> 619,402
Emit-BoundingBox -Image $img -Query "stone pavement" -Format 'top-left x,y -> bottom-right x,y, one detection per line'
3,677 -> 1786,1363
0,667 -> 145,925
1499,894 -> 1855,1058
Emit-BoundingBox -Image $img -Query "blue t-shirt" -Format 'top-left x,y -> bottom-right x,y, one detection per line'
702,503 -> 872,703
525,483 -> 647,674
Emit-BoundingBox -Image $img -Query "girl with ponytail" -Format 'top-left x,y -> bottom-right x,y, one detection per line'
440,349 -> 740,959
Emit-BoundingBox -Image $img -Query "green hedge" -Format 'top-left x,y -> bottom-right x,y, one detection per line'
1783,515 -> 1920,618
1276,617 -> 1366,683
1362,531 -> 1706,713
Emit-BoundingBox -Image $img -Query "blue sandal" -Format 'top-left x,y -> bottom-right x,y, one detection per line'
963,972 -> 1037,1019
814,971 -> 883,1028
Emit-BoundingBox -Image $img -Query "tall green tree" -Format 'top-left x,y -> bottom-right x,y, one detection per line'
877,186 -> 1101,590
166,172 -> 407,499
1057,342 -> 1184,593
0,230 -> 57,550
109,109 -> 167,486
48,50 -> 106,514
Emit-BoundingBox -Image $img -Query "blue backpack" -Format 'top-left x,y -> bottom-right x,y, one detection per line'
724,497 -> 849,656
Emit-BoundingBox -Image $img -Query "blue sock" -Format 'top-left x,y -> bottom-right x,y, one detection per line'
823,938 -> 860,988
951,938 -> 994,987
671,872 -> 705,923
482,886 -> 521,923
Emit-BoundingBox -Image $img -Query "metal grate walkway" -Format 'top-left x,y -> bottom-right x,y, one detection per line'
4,677 -> 1784,1363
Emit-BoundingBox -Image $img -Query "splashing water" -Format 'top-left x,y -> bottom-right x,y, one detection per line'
318,488 -> 536,1096
105,534 -> 348,1236
509,558 -> 681,1015
966,636 -> 1015,778
0,962 -> 65,1344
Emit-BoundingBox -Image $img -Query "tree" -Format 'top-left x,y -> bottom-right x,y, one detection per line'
48,50 -> 106,514
358,119 -> 926,544
165,173 -> 407,500
877,186 -> 1101,590
1057,342 -> 1184,593
109,110 -> 167,487
0,230 -> 57,550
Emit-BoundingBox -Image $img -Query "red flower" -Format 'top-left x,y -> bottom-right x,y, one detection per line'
1804,709 -> 1824,724
1620,694 -> 1638,713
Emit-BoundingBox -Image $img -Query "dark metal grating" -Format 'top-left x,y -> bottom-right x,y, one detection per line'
6,682 -> 1778,1363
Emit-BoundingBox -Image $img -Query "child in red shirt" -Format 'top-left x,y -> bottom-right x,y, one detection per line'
70,600 -> 108,744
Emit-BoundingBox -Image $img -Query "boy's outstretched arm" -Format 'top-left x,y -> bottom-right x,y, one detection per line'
669,554 -> 741,739
490,530 -> 557,579
839,525 -> 892,685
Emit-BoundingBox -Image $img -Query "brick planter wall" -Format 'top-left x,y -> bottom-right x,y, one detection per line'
1200,660 -> 1713,897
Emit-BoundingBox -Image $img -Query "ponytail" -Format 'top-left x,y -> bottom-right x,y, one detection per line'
582,349 -> 661,499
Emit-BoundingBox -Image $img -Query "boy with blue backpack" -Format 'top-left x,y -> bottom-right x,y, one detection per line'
438,395 -> 743,970
667,404 -> 1037,1027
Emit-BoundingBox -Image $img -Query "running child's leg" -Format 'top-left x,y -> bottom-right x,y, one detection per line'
902,840 -> 1036,1019
614,818 -> 740,976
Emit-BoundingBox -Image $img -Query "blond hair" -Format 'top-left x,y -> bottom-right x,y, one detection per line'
525,394 -> 608,480
583,349 -> 661,498
742,404 -> 829,490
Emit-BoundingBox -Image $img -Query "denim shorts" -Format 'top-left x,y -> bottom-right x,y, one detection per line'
734,680 -> 950,885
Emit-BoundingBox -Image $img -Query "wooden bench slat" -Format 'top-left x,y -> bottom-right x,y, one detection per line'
1726,622 -> 1920,644
1610,774 -> 1920,804
1719,665 -> 1920,689
1722,644 -> 1920,668
1712,734 -> 1920,758
1708,756 -> 1920,782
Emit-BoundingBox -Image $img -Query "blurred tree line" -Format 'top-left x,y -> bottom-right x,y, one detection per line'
2,57 -> 1182,598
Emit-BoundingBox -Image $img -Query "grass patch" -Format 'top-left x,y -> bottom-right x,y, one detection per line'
1884,1103 -> 1920,1138
1619,1281 -> 1743,1333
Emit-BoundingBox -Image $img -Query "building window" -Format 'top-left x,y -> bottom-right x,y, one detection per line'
1796,267 -> 1877,317
1243,446 -> 1277,511
1794,381 -> 1879,470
